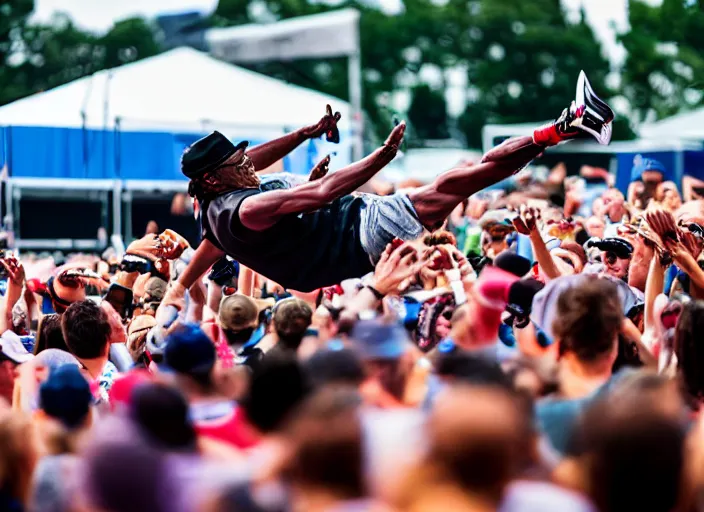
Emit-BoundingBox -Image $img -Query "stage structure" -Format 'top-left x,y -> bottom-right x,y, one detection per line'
203,9 -> 364,161
0,48 -> 350,250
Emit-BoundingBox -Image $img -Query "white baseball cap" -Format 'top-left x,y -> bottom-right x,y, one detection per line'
0,330 -> 33,364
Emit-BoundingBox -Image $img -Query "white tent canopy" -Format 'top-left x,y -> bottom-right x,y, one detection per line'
207,9 -> 360,62
0,47 -> 350,139
639,109 -> 704,141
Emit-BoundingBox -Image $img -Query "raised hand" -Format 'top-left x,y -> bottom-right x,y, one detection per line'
681,231 -> 702,259
376,121 -> 406,165
371,241 -> 426,295
512,205 -> 540,235
159,281 -> 187,312
385,121 -> 405,149
448,245 -> 473,279
0,257 -> 24,287
158,229 -> 190,260
302,104 -> 342,142
309,154 -> 331,182
644,209 -> 679,247
126,234 -> 163,261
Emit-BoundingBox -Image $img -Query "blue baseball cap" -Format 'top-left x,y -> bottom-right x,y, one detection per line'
163,324 -> 216,376
352,319 -> 410,360
631,154 -> 666,181
40,364 -> 92,428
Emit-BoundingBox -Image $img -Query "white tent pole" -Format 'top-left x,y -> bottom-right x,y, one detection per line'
112,179 -> 122,242
348,23 -> 363,161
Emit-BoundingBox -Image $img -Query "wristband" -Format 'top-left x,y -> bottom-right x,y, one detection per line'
365,285 -> 385,301
532,125 -> 560,147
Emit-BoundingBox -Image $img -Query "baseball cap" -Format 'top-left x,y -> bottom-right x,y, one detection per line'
219,294 -> 274,331
352,319 -> 411,360
273,298 -> 313,339
181,131 -> 247,179
0,330 -> 33,363
143,277 -> 167,304
587,237 -> 634,260
494,252 -> 532,278
164,324 -> 216,376
507,279 -> 545,318
108,369 -> 154,411
39,364 -> 92,428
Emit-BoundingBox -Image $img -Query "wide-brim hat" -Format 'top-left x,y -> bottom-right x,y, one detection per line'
181,131 -> 248,179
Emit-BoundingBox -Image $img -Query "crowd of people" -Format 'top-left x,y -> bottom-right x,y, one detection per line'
4,89 -> 704,512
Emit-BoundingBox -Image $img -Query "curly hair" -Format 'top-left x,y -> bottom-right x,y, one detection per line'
675,301 -> 704,405
423,230 -> 457,247
552,277 -> 622,363
188,153 -> 260,201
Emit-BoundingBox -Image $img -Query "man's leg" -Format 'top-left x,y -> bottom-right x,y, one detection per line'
407,136 -> 544,229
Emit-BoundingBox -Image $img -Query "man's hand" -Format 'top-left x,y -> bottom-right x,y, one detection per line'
301,104 -> 342,142
376,122 -> 406,166
309,154 -> 331,182
370,241 -> 427,296
512,205 -> 540,235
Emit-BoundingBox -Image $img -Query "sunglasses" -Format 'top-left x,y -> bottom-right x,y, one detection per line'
604,251 -> 631,265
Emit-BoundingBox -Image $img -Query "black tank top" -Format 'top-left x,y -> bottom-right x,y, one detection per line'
202,188 -> 373,292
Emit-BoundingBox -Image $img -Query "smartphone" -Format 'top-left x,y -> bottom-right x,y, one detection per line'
105,285 -> 133,320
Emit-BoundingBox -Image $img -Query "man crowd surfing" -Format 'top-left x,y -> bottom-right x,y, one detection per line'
1,71 -> 703,512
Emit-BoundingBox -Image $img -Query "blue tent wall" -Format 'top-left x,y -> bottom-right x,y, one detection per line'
684,151 -> 704,181
615,151 -> 681,193
1,125 -> 342,180
0,126 -> 6,170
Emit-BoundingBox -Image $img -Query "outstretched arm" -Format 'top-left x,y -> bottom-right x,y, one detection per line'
247,105 -> 341,171
161,239 -> 225,310
239,123 -> 405,231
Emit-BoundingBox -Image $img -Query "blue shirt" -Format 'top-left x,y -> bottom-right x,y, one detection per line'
535,370 -> 633,455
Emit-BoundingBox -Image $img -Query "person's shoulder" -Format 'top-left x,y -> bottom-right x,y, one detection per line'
535,394 -> 588,420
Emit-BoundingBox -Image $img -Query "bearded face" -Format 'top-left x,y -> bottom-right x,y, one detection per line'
194,150 -> 261,199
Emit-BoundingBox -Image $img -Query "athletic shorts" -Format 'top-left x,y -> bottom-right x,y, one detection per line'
359,193 -> 424,262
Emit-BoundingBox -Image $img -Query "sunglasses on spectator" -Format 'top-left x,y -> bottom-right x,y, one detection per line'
605,251 -> 631,265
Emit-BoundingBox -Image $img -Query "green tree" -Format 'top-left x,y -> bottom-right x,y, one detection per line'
408,84 -> 449,140
212,0 -> 461,145
620,0 -> 704,123
3,14 -> 161,106
213,0 -> 625,148
0,0 -> 34,105
456,0 -> 612,147
100,17 -> 161,69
